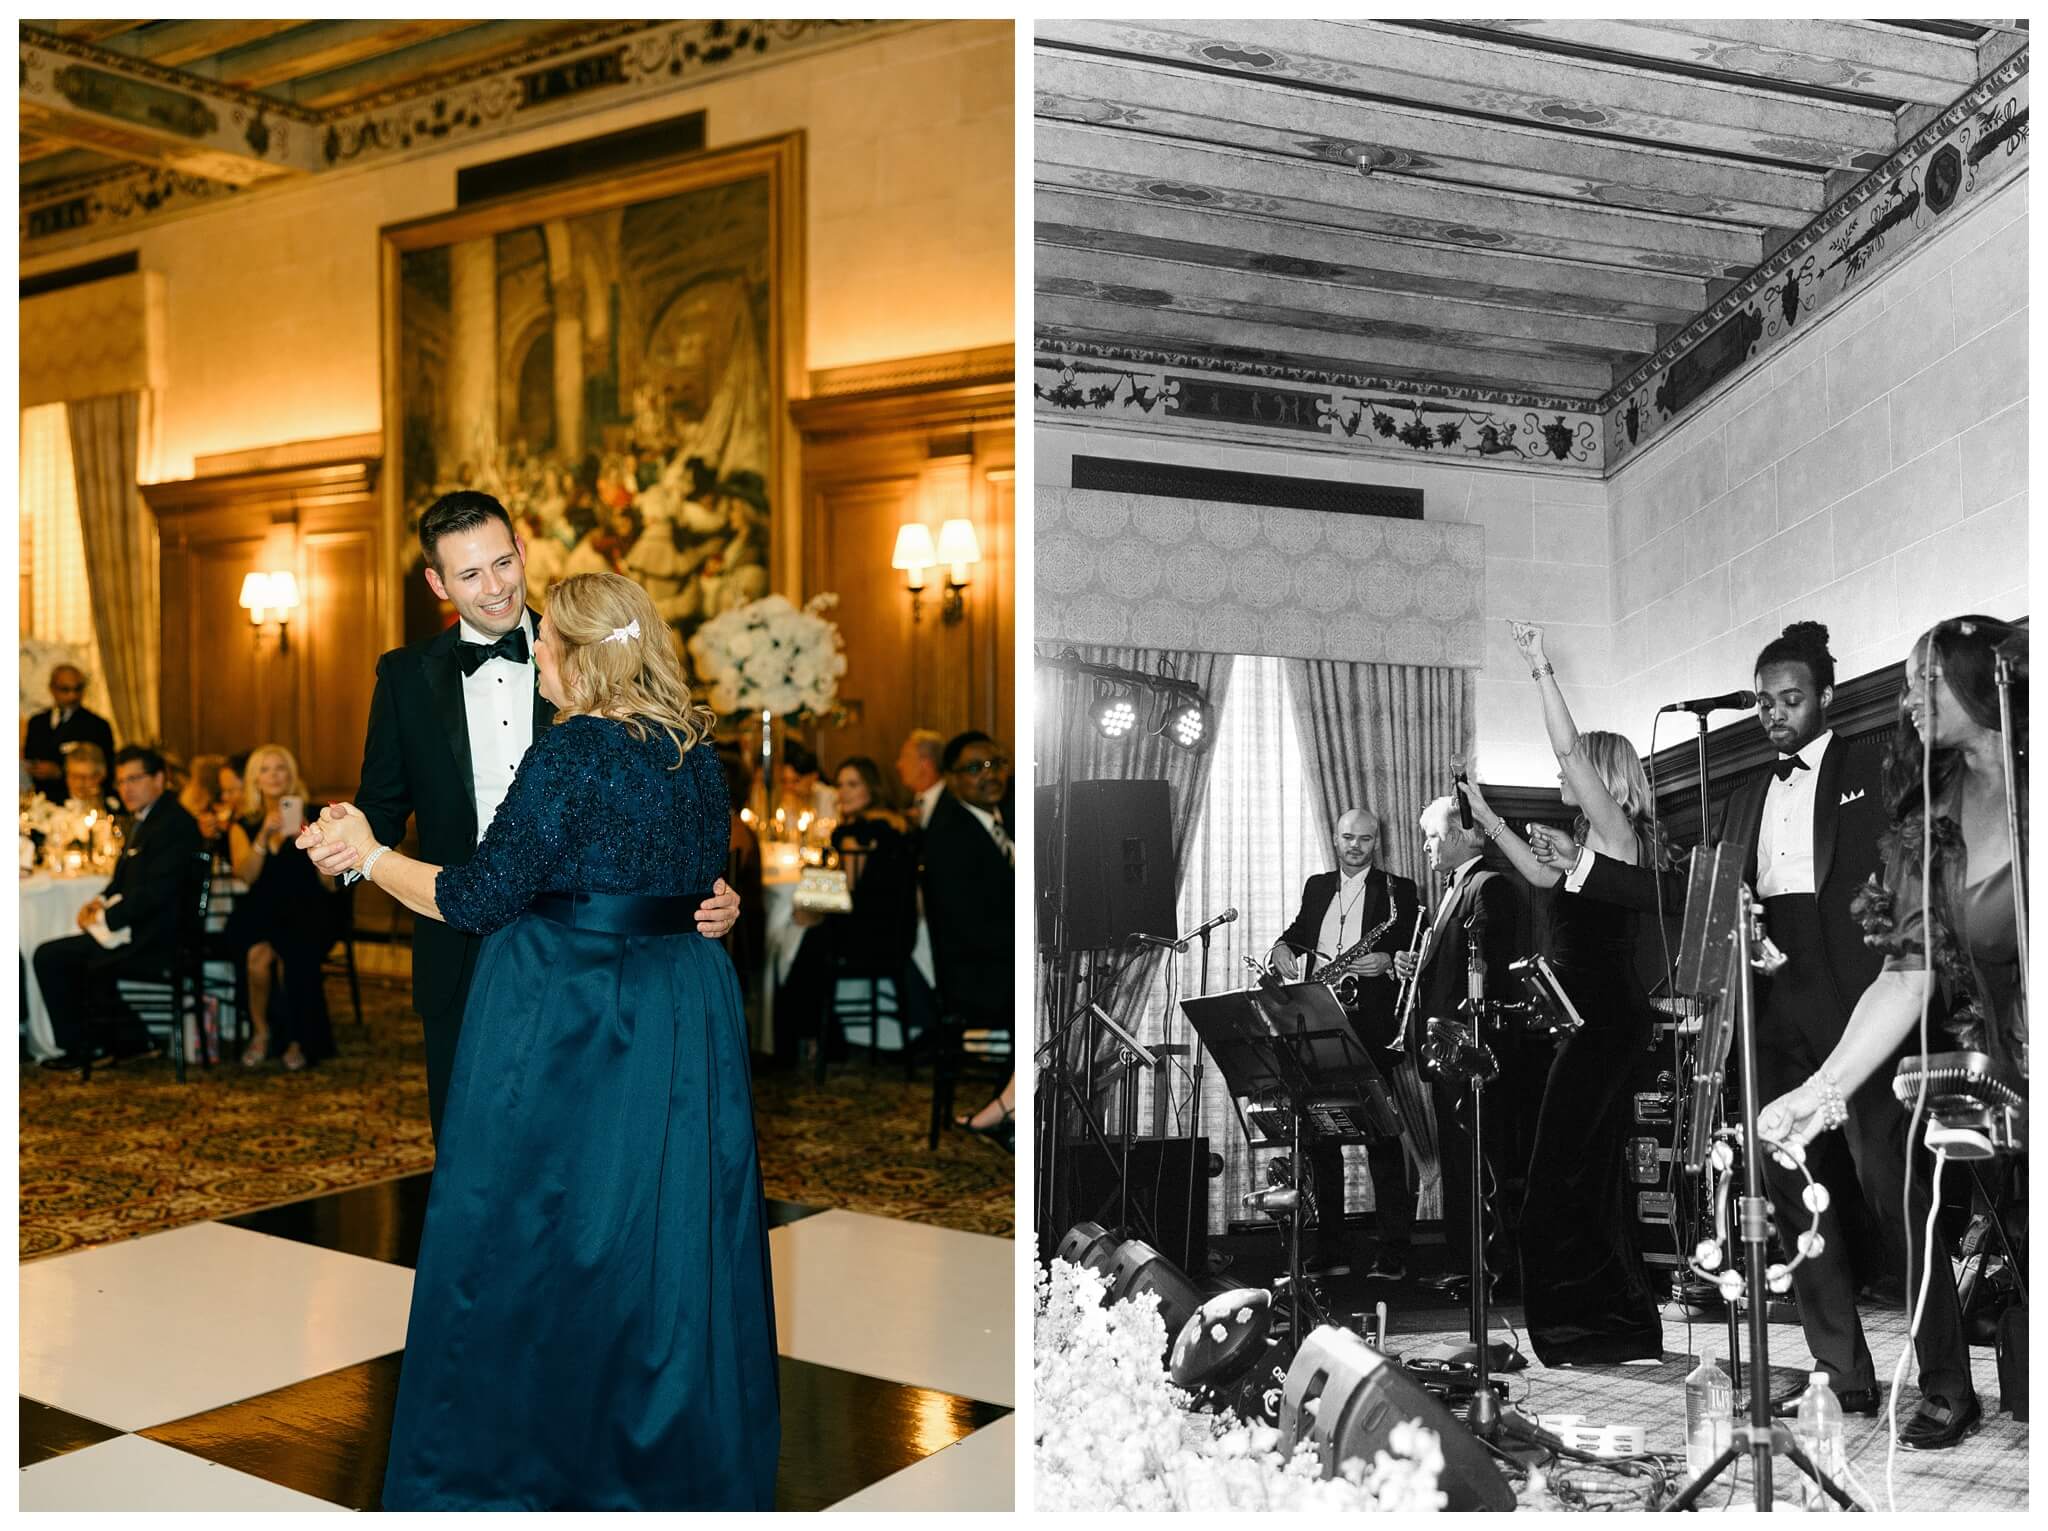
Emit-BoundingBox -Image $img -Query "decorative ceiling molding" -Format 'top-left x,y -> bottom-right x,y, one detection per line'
1604,50 -> 2028,467
21,19 -> 905,257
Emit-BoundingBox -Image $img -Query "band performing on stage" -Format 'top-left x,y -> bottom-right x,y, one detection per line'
1039,614 -> 2027,1510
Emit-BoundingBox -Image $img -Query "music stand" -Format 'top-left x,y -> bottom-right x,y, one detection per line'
1183,984 -> 1402,1352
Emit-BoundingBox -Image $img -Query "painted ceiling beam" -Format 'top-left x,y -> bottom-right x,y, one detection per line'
281,21 -> 621,110
1036,50 -> 1828,227
1034,188 -> 1710,323
1036,242 -> 1659,359
20,30 -> 324,183
37,20 -> 150,44
20,147 -> 119,185
1038,294 -> 1617,398
192,19 -> 488,91
1040,121 -> 1764,274
1039,19 -> 1898,167
99,20 -> 318,71
1459,18 -> 1978,106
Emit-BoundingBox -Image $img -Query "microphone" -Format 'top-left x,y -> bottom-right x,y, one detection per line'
1659,688 -> 1757,715
1125,931 -> 1180,950
1454,768 -> 1474,829
1185,907 -> 1239,945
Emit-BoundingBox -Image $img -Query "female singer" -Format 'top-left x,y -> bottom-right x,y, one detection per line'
1456,619 -> 1664,1365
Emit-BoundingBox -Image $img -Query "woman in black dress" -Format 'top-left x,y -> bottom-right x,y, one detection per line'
221,743 -> 337,1069
1457,620 -> 1665,1365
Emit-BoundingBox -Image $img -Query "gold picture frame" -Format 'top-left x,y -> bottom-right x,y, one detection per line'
377,131 -> 806,655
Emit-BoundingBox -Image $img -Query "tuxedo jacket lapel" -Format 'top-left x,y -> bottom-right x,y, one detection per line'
1812,733 -> 1844,896
526,608 -> 553,736
423,628 -> 476,818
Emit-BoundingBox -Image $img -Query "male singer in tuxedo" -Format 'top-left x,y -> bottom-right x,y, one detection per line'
304,491 -> 738,1140
1392,796 -> 1520,1295
35,747 -> 202,1069
24,665 -> 116,800
1541,623 -> 1975,1448
1270,808 -> 1419,1278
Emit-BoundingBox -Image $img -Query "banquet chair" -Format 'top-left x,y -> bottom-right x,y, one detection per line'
88,848 -> 217,1084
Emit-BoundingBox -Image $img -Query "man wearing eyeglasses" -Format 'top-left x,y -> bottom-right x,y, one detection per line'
24,665 -> 116,801
922,731 -> 1014,1044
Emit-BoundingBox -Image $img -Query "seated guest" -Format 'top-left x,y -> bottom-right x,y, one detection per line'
63,742 -> 121,816
23,664 -> 115,800
221,743 -> 338,1071
775,741 -> 836,825
775,757 -> 918,1065
896,728 -> 948,827
33,746 -> 203,1071
181,753 -> 230,846
218,751 -> 250,810
923,730 -> 1014,1045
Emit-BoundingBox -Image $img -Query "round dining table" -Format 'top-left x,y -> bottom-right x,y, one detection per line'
19,871 -> 110,1060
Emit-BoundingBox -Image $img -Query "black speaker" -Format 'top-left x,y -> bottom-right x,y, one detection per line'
1280,1325 -> 1516,1511
1105,1238 -> 1204,1345
1055,1220 -> 1120,1275
1069,1136 -> 1210,1274
1058,779 -> 1177,951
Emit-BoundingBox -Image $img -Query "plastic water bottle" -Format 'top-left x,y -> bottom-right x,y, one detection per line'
1683,1350 -> 1732,1477
1795,1371 -> 1844,1510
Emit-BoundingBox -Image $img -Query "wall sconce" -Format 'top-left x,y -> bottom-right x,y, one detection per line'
891,521 -> 937,623
893,518 -> 981,624
239,569 -> 301,652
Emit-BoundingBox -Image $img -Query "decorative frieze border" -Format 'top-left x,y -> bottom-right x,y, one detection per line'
1604,50 -> 2028,468
1034,350 -> 1605,475
21,19 -> 901,256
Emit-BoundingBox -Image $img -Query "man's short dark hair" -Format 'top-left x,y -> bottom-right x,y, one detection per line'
941,730 -> 996,773
1754,619 -> 1836,693
113,744 -> 165,777
782,741 -> 820,778
226,750 -> 251,777
419,490 -> 515,569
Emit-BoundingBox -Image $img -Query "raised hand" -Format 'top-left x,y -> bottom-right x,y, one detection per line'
1456,774 -> 1497,827
695,878 -> 740,939
1508,619 -> 1548,665
1525,821 -> 1577,868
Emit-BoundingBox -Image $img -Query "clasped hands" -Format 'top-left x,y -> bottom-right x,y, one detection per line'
294,804 -> 743,939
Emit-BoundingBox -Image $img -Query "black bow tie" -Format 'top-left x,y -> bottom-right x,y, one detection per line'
456,627 -> 528,676
1772,755 -> 1810,782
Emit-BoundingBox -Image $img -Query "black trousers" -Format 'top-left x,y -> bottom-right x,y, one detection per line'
1308,1131 -> 1415,1258
419,937 -> 481,1143
34,934 -> 153,1056
1756,895 -> 1971,1402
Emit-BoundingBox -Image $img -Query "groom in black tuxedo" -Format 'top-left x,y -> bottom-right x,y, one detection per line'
1270,807 -> 1419,1278
1552,621 -> 1975,1448
307,492 -> 737,1139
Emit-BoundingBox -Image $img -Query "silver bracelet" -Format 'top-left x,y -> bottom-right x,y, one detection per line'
359,845 -> 390,883
1810,1068 -> 1850,1131
1482,818 -> 1510,842
1531,662 -> 1555,679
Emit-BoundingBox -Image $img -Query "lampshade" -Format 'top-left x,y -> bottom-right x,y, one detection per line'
267,570 -> 301,611
238,572 -> 273,612
934,518 -> 981,568
891,522 -> 937,570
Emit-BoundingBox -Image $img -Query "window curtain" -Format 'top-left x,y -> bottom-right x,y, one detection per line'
66,393 -> 159,746
19,405 -> 108,717
1285,658 -> 1475,1219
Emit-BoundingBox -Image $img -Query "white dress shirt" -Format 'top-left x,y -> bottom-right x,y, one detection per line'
1316,866 -> 1374,964
1755,730 -> 1833,898
915,780 -> 945,828
460,612 -> 537,839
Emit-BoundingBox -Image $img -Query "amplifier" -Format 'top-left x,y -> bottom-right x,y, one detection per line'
1066,1136 -> 1211,1274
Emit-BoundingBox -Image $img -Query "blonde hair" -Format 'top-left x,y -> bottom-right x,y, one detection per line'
238,743 -> 309,820
544,572 -> 713,767
1570,730 -> 1665,865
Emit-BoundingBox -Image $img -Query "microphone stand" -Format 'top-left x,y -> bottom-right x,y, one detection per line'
1681,708 -> 1737,1374
1995,645 -> 2027,1008
1184,918 -> 1214,1277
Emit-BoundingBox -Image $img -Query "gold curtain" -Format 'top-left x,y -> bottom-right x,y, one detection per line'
1284,657 -> 1475,1204
66,393 -> 160,746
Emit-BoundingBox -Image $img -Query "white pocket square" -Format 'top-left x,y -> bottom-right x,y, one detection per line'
1839,789 -> 1865,805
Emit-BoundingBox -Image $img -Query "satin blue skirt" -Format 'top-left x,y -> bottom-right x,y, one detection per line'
382,910 -> 779,1510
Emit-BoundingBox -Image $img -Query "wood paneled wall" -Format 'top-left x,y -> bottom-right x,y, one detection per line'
790,348 -> 1014,791
143,453 -> 389,801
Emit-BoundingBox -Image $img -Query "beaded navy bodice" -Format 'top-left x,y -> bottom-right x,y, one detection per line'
436,715 -> 727,935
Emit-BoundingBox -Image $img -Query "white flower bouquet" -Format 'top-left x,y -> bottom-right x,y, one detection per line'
687,593 -> 848,721
19,795 -> 121,872
1034,1259 -> 1446,1512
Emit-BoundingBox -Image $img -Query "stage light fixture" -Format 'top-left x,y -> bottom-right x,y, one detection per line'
1162,696 -> 1208,751
1092,686 -> 1140,740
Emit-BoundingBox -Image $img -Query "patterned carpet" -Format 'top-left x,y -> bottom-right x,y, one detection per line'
21,975 -> 1014,1261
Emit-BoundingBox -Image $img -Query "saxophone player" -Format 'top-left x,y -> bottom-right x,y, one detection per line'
1269,807 -> 1420,1279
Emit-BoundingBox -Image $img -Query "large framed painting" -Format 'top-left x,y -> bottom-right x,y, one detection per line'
380,133 -> 804,664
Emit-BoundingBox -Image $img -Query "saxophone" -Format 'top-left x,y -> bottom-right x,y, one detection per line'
1324,902 -> 1404,1009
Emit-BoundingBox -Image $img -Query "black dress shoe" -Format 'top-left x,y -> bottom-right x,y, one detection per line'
37,1052 -> 88,1072
1771,1384 -> 1883,1418
1304,1252 -> 1352,1277
1418,1270 -> 1467,1293
1897,1393 -> 1982,1450
1362,1252 -> 1408,1282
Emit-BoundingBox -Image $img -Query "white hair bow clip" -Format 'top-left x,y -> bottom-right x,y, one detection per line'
603,619 -> 641,646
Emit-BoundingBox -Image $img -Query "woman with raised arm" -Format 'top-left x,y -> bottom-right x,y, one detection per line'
299,573 -> 776,1510
1454,619 -> 1664,1365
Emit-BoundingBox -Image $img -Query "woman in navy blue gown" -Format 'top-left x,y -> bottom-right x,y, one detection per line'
302,572 -> 778,1510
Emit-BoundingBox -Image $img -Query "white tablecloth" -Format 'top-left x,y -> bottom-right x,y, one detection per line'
19,873 -> 108,1059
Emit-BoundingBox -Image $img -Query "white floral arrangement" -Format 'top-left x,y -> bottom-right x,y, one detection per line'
1034,1259 -> 1446,1512
687,592 -> 847,720
19,795 -> 121,871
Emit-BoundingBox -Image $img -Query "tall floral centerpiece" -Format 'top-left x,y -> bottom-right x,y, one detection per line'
688,593 -> 847,840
